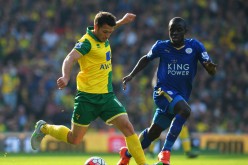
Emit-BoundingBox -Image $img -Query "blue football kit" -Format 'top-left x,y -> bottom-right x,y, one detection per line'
146,38 -> 212,129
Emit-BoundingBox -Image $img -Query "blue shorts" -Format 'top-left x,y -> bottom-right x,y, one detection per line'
152,89 -> 185,130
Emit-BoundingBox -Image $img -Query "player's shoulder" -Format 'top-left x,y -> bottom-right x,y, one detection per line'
185,38 -> 204,47
186,38 -> 200,43
151,40 -> 170,52
78,33 -> 90,42
155,39 -> 170,45
153,39 -> 170,48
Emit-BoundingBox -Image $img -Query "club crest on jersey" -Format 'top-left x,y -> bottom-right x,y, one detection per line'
185,48 -> 192,54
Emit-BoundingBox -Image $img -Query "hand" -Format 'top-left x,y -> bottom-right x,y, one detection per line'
122,75 -> 133,90
203,61 -> 217,75
120,13 -> 136,24
57,77 -> 69,89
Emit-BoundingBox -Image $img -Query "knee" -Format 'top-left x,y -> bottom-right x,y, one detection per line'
179,106 -> 191,119
174,100 -> 192,119
120,120 -> 135,136
123,120 -> 134,131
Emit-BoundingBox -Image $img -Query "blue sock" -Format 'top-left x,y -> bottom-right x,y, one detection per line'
162,114 -> 186,151
126,128 -> 151,157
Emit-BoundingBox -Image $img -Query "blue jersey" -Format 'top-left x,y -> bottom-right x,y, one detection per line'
147,39 -> 211,101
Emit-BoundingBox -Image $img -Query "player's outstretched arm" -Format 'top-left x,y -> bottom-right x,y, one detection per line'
115,13 -> 136,29
122,55 -> 150,90
203,61 -> 217,76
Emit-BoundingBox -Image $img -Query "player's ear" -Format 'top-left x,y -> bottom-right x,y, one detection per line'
94,24 -> 99,31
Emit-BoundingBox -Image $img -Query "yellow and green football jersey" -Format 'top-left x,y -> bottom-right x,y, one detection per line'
74,26 -> 113,94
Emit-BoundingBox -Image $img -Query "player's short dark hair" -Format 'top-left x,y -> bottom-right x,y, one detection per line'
169,17 -> 188,33
94,11 -> 116,27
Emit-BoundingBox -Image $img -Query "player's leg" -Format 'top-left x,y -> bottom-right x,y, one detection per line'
102,94 -> 147,165
150,111 -> 174,165
146,112 -> 174,158
31,93 -> 93,150
31,120 -> 88,150
43,122 -> 88,144
138,89 -> 175,153
158,96 -> 191,165
111,114 -> 147,165
142,110 -> 174,148
118,109 -> 173,164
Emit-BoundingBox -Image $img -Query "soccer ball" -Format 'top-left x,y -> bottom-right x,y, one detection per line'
84,156 -> 107,165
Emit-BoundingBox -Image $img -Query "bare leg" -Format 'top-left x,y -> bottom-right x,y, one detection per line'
67,123 -> 88,144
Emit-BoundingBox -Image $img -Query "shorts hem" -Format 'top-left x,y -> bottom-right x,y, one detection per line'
72,120 -> 90,127
106,113 -> 127,125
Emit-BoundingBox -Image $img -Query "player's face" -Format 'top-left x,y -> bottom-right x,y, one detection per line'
94,24 -> 114,42
169,21 -> 186,47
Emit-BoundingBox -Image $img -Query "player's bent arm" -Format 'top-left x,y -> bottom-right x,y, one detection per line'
62,49 -> 81,80
129,55 -> 150,78
114,13 -> 136,30
122,55 -> 150,90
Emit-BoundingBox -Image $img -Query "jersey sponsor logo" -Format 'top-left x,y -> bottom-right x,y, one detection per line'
106,51 -> 111,61
202,52 -> 209,60
100,62 -> 112,70
168,63 -> 190,75
185,48 -> 192,54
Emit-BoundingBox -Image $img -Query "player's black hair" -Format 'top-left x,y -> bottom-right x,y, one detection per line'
169,17 -> 188,33
94,11 -> 116,27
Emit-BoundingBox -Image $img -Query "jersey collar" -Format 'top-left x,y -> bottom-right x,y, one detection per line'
169,40 -> 185,50
86,26 -> 101,42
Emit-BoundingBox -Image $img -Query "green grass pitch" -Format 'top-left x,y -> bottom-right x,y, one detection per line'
1,152 -> 247,165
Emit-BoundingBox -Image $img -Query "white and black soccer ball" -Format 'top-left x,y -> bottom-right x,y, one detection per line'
84,156 -> 107,165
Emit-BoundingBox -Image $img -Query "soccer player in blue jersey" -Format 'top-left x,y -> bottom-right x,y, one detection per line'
118,17 -> 217,165
150,68 -> 199,159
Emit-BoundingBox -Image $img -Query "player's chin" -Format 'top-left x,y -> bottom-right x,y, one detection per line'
100,38 -> 107,42
172,38 -> 180,43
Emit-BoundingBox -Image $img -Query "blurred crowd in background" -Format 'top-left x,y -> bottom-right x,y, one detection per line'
0,0 -> 247,134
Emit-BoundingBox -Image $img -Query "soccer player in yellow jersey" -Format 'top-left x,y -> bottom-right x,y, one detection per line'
31,11 -> 147,165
